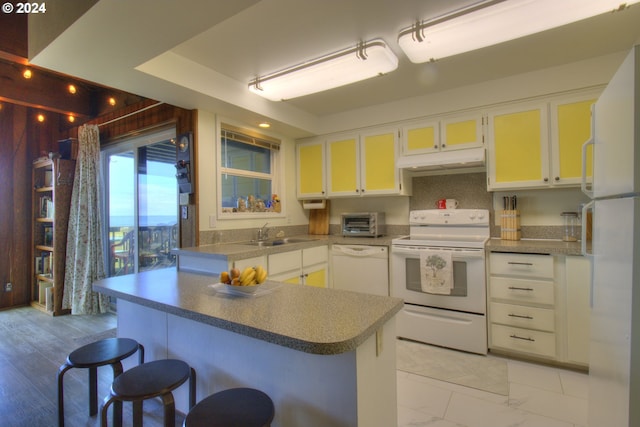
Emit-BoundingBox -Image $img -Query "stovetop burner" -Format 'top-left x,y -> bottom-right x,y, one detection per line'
393,209 -> 490,249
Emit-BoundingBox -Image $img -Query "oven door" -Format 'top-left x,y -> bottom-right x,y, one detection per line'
391,245 -> 486,314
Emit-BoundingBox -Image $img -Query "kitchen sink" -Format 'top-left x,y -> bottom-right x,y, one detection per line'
243,237 -> 317,247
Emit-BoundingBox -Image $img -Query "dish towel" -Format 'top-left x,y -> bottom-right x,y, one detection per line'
420,250 -> 454,295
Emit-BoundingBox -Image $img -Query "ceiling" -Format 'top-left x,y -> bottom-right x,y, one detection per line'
29,0 -> 640,138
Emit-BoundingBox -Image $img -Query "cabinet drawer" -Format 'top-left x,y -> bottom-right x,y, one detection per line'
491,324 -> 556,358
303,245 -> 328,266
268,250 -> 301,274
490,302 -> 555,332
490,253 -> 554,279
490,276 -> 555,305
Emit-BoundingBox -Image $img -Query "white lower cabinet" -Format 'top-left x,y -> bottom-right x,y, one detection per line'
488,253 -> 557,360
268,246 -> 329,287
488,252 -> 591,367
565,255 -> 591,366
230,255 -> 267,271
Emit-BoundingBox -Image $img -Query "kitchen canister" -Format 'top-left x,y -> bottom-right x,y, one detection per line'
561,211 -> 579,242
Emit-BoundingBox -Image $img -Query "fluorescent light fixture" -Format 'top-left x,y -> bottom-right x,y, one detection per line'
398,0 -> 639,63
248,39 -> 398,101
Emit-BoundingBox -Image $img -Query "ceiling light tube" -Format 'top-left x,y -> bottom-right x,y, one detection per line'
398,0 -> 640,63
249,39 -> 398,101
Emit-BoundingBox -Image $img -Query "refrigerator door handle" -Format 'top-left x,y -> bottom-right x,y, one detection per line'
581,106 -> 595,198
581,200 -> 595,308
581,201 -> 594,256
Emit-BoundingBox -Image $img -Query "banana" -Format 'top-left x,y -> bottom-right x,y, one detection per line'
255,266 -> 268,284
241,269 -> 256,286
239,266 -> 253,283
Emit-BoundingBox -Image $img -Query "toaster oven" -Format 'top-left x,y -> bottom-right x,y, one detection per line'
341,212 -> 385,237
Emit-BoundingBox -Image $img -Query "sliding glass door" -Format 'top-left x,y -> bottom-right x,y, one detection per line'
103,128 -> 178,276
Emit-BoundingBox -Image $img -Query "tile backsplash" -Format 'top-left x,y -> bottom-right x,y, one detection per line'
409,172 -> 578,240
410,172 -> 492,212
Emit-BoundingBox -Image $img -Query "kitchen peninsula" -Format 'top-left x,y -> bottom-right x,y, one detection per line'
93,268 -> 403,427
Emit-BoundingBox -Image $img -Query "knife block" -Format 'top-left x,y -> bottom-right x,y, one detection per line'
500,210 -> 521,241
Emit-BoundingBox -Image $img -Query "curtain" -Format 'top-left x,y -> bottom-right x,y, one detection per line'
63,124 -> 110,314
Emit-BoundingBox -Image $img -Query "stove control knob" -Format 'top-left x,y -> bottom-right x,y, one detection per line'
476,211 -> 485,220
469,211 -> 477,219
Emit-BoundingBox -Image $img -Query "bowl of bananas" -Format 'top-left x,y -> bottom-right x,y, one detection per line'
218,265 -> 268,294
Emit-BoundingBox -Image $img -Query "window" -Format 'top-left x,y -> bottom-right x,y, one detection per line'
219,124 -> 282,216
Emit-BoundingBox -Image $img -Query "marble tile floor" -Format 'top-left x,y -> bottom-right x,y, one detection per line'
397,347 -> 589,427
0,306 -> 588,426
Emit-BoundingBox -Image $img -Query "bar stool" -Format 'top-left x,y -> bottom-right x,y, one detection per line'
100,359 -> 196,427
57,337 -> 144,427
183,388 -> 275,427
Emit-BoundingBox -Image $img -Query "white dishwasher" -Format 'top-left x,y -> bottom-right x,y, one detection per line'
331,244 -> 389,296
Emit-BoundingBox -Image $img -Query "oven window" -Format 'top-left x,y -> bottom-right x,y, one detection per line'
405,258 -> 468,296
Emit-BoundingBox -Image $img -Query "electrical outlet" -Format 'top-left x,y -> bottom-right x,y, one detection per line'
5,283 -> 12,292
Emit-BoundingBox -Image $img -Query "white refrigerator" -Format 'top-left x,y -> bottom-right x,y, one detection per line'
583,45 -> 640,427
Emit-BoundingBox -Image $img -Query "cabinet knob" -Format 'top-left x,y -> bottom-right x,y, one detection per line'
441,144 -> 446,148
434,145 -> 438,149
544,177 -> 549,182
554,176 -> 560,181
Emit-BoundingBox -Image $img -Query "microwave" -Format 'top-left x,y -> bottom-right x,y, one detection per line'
341,212 -> 385,237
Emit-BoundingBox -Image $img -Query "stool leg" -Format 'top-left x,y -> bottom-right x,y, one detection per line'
89,366 -> 98,415
101,395 -> 118,427
160,393 -> 175,427
57,362 -> 72,427
110,361 -> 124,378
189,368 -> 196,409
132,400 -> 143,427
138,343 -> 145,364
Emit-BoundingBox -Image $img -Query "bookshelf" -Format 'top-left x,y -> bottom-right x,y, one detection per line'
31,158 -> 75,315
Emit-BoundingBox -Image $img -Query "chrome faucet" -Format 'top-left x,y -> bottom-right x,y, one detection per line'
257,222 -> 269,241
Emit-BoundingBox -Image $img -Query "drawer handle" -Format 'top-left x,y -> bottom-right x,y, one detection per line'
510,334 -> 535,342
508,313 -> 533,320
507,261 -> 534,266
508,286 -> 534,291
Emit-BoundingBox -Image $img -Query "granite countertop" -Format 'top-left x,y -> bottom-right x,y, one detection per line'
172,234 -> 401,263
487,238 -> 585,256
93,268 -> 403,355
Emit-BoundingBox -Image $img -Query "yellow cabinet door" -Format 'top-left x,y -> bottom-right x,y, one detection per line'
327,135 -> 359,197
550,95 -> 596,186
441,113 -> 484,151
360,128 -> 399,195
488,103 -> 549,190
303,265 -> 327,288
401,120 -> 439,155
296,139 -> 326,199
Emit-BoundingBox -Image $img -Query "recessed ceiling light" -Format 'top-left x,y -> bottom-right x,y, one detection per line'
259,122 -> 271,128
36,113 -> 45,122
108,97 -> 117,106
23,69 -> 32,79
68,115 -> 75,123
68,84 -> 77,94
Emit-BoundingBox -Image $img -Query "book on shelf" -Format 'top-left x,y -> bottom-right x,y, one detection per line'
38,280 -> 53,305
36,252 -> 53,275
39,196 -> 54,219
44,171 -> 52,187
43,226 -> 53,246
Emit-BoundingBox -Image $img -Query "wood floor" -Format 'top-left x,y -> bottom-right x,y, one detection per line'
0,305 -> 185,427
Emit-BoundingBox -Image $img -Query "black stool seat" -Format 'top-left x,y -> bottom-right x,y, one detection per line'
184,388 -> 274,427
57,337 -> 144,427
101,359 -> 196,427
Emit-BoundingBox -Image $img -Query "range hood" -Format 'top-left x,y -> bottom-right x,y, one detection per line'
396,147 -> 485,172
